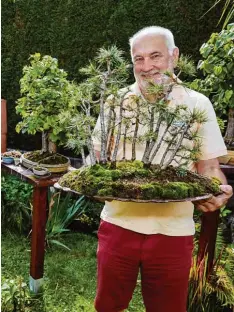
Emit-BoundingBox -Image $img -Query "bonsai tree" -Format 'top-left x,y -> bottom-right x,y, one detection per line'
57,47 -> 221,201
15,53 -> 72,153
190,24 -> 234,147
58,46 -> 130,165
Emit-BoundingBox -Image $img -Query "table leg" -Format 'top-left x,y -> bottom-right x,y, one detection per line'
197,210 -> 220,275
29,186 -> 48,293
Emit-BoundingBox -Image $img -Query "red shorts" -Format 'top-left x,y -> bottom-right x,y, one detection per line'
95,220 -> 193,312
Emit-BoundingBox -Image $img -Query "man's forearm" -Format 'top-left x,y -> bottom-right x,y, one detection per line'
200,167 -> 227,185
196,158 -> 227,184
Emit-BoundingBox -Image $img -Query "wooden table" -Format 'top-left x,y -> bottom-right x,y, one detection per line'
1,162 -> 67,293
2,162 -> 234,291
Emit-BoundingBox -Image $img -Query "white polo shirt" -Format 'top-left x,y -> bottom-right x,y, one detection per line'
88,82 -> 227,236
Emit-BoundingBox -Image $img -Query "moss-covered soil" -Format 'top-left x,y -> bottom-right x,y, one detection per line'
59,160 -> 221,200
24,150 -> 68,164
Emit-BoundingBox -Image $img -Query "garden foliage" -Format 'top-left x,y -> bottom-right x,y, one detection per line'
2,0 -> 224,150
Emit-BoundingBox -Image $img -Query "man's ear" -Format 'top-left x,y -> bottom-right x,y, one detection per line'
172,47 -> 179,67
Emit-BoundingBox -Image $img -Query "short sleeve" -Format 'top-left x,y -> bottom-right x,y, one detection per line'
197,96 -> 227,160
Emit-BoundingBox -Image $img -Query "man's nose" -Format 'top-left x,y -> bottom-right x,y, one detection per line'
142,58 -> 155,72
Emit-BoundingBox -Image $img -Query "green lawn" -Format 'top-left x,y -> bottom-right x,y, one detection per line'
2,232 -> 145,312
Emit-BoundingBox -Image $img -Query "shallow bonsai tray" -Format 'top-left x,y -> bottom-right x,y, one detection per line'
53,182 -> 212,203
21,153 -> 70,173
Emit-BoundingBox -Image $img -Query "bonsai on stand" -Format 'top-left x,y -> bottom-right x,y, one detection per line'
15,53 -> 73,171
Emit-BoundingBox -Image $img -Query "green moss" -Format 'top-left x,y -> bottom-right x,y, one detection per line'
141,183 -> 163,199
58,161 -> 219,200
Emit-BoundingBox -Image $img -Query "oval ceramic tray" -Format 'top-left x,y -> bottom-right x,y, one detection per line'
54,182 -> 213,203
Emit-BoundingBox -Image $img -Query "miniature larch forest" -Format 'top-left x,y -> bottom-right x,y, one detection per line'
55,46 -> 221,201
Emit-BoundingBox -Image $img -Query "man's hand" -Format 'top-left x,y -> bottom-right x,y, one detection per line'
194,185 -> 233,212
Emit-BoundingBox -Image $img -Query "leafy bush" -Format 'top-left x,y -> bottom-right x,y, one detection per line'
1,276 -> 33,312
46,188 -> 103,249
1,174 -> 33,234
190,23 -> 234,145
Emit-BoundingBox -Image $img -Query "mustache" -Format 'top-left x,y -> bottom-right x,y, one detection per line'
139,70 -> 161,77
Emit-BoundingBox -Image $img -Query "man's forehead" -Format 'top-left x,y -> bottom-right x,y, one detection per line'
132,34 -> 167,56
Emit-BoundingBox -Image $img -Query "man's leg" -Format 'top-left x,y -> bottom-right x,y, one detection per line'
140,234 -> 193,312
95,221 -> 142,312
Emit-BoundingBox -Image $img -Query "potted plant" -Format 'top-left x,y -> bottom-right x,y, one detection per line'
55,46 -> 221,202
190,23 -> 234,164
32,166 -> 49,176
15,53 -> 72,172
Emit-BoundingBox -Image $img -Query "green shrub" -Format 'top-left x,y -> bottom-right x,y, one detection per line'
1,174 -> 33,233
2,0 -> 223,150
1,276 -> 33,312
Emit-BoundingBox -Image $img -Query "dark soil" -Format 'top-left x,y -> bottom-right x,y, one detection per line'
59,160 -> 221,201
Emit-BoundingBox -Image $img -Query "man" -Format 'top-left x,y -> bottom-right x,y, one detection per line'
93,26 -> 233,312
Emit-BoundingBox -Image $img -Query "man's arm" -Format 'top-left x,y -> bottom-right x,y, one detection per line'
194,158 -> 233,212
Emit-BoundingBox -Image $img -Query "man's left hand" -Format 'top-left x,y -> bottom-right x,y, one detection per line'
194,185 -> 233,213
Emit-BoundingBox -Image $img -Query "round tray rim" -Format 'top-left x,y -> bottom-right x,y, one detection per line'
21,153 -> 70,172
53,182 -> 213,203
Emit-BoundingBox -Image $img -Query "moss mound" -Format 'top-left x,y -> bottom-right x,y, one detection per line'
58,160 -> 221,201
24,151 -> 68,165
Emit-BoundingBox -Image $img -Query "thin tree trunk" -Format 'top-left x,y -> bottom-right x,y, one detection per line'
111,97 -> 124,165
106,108 -> 116,160
142,105 -> 155,162
41,131 -> 48,153
87,105 -> 97,165
81,147 -> 87,166
224,108 -> 234,146
148,111 -> 179,165
99,78 -> 108,164
131,101 -> 140,161
160,124 -> 189,168
142,115 -> 162,163
122,124 -> 129,160
48,140 -> 57,153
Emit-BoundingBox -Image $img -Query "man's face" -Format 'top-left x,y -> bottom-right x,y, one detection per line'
132,34 -> 179,92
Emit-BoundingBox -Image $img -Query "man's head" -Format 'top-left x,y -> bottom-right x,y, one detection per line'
129,26 -> 179,92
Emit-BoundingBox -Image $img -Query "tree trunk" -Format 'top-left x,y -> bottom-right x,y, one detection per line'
48,140 -> 57,153
41,131 -> 48,153
224,108 -> 234,147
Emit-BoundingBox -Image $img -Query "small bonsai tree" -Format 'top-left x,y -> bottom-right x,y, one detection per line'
16,53 -> 72,153
190,24 -> 234,147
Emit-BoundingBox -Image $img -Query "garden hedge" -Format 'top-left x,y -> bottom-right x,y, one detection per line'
1,0 -> 223,151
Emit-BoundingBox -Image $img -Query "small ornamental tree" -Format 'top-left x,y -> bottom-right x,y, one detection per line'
190,23 -> 234,146
16,53 -> 73,153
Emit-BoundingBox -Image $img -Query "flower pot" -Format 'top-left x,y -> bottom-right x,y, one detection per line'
2,156 -> 14,164
33,167 -> 49,176
1,99 -> 7,153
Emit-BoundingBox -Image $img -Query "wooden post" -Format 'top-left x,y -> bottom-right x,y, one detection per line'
197,210 -> 220,274
1,99 -> 7,153
29,186 -> 48,292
